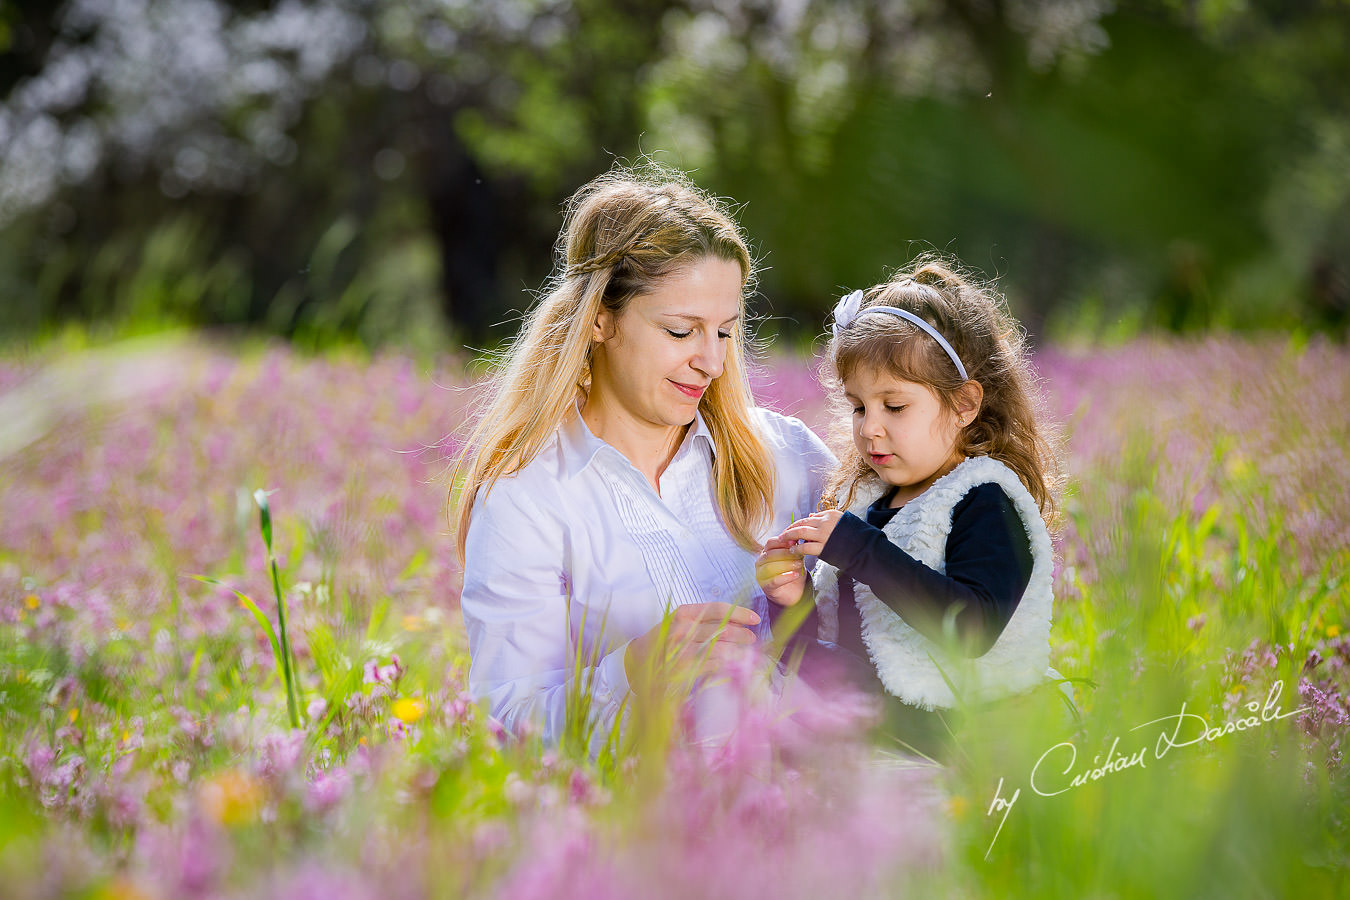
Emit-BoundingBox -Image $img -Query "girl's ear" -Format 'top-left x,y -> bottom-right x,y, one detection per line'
955,380 -> 984,425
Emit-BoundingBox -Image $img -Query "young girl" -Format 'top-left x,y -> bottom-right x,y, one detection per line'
757,258 -> 1064,755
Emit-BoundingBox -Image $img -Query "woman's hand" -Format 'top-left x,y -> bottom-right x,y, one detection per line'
778,508 -> 844,558
624,601 -> 761,684
755,537 -> 807,607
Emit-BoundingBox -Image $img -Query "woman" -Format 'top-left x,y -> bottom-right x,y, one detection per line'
453,165 -> 834,746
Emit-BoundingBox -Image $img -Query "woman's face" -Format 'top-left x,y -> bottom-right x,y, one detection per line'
588,256 -> 743,434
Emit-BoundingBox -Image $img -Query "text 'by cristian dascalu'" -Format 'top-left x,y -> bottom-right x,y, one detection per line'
982,679 -> 1307,858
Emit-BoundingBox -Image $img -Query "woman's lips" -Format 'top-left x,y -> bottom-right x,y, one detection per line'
671,380 -> 707,399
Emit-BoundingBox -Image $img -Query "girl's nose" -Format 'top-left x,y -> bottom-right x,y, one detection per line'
859,410 -> 884,438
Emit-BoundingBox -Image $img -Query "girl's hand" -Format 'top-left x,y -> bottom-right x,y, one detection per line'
755,537 -> 807,607
779,509 -> 845,558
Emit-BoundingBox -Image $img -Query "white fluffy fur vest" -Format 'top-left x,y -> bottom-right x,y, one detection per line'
812,456 -> 1055,710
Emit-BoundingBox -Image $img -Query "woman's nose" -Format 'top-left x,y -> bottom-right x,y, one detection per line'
690,333 -> 725,379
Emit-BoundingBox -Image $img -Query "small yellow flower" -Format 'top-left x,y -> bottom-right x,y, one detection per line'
200,770 -> 263,826
1225,454 -> 1252,479
25,594 -> 40,609
392,696 -> 426,725
947,795 -> 970,821
402,614 -> 427,632
1328,624 -> 1342,638
68,707 -> 79,724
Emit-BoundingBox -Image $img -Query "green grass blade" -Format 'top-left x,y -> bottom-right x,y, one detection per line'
253,490 -> 302,729
189,575 -> 284,683
253,488 -> 274,551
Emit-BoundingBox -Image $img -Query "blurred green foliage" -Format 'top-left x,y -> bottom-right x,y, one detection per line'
0,0 -> 1347,350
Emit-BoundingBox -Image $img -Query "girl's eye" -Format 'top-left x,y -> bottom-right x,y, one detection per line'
886,405 -> 906,413
851,406 -> 865,415
717,331 -> 732,340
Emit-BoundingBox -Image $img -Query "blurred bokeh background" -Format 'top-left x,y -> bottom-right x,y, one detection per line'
2,0 -> 1348,353
3,7 -> 1350,895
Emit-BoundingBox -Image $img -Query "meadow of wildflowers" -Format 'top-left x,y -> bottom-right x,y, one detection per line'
1,332 -> 1347,898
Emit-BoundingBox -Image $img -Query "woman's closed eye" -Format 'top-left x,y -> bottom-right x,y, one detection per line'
666,328 -> 734,340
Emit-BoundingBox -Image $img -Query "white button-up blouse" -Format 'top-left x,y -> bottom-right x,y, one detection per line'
460,406 -> 835,744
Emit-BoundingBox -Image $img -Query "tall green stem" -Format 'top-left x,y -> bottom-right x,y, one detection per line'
255,489 -> 301,729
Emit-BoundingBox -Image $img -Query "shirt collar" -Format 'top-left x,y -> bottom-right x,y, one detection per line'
560,405 -> 714,480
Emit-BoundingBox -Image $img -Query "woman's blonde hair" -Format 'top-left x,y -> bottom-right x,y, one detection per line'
452,164 -> 775,559
821,254 -> 1063,527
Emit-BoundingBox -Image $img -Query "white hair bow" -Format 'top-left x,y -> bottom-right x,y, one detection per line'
828,287 -> 969,381
831,289 -> 865,339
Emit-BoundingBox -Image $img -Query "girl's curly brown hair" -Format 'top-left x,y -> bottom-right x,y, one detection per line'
820,253 -> 1064,529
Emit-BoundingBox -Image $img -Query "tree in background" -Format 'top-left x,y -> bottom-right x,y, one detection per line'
0,0 -> 674,345
1,0 -> 1346,347
638,0 -> 1350,335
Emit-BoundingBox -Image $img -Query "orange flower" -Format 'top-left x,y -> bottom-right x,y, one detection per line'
94,877 -> 153,900
200,770 -> 263,826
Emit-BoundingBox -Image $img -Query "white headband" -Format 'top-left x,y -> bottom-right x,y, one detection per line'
831,288 -> 969,382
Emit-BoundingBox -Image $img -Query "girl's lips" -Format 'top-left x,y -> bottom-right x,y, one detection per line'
671,380 -> 707,399
869,453 -> 893,465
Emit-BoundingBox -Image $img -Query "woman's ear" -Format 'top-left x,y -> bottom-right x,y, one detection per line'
592,309 -> 615,343
956,380 -> 984,425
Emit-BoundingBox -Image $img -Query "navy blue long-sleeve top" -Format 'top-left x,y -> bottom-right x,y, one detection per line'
778,482 -> 1034,681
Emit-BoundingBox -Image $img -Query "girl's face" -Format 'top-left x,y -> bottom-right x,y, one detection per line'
588,256 -> 743,435
846,365 -> 970,506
